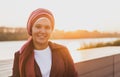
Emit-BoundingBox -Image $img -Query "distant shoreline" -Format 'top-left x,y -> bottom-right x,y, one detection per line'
78,39 -> 120,50
0,37 -> 119,41
0,27 -> 120,41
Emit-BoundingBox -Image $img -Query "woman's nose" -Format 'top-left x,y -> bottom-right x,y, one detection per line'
39,27 -> 46,33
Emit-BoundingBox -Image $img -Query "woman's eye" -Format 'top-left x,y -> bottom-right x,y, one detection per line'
36,25 -> 42,28
45,26 -> 50,29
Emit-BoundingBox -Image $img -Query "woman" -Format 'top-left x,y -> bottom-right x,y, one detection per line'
12,8 -> 78,77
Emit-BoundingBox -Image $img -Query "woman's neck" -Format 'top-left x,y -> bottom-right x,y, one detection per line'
33,42 -> 48,50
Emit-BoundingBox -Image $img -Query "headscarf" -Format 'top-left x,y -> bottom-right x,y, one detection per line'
27,8 -> 55,36
19,8 -> 55,77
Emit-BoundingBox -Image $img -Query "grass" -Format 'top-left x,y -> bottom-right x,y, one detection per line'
78,39 -> 120,50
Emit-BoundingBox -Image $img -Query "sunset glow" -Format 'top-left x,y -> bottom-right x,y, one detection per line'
0,0 -> 120,32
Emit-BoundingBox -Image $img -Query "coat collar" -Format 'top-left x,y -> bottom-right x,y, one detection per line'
48,41 -> 63,50
48,41 -> 64,77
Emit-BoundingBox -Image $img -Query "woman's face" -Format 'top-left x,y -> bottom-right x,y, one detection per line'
32,17 -> 52,45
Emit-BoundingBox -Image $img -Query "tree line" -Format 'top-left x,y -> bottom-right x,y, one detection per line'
51,29 -> 120,39
0,27 -> 120,41
0,27 -> 29,41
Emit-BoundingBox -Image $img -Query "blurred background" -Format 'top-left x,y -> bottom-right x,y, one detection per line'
0,0 -> 120,61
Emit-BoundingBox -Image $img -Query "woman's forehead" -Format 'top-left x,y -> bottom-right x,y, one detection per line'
35,17 -> 51,24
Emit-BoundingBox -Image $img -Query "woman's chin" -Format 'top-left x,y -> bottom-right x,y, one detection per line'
37,40 -> 47,45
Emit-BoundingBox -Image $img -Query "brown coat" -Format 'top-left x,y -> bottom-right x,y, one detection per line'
12,41 -> 78,77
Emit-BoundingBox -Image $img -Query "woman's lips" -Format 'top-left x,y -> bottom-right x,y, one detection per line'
37,34 -> 47,39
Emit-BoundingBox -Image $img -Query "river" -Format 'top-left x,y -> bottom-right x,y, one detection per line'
0,38 -> 120,62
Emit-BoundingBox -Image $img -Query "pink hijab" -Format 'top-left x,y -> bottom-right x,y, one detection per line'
19,8 -> 55,77
27,8 -> 54,36
20,8 -> 55,53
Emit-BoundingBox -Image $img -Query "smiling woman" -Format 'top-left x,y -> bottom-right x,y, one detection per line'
11,8 -> 78,77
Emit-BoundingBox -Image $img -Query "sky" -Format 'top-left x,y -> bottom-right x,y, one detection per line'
0,0 -> 120,32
